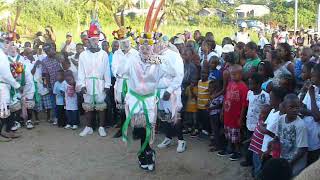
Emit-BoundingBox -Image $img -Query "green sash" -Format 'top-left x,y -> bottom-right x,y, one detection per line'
33,77 -> 41,104
87,77 -> 100,105
121,79 -> 128,102
122,90 -> 154,155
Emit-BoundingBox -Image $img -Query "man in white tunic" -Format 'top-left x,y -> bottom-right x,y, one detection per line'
6,43 -> 35,130
112,27 -> 139,138
117,33 -> 175,171
155,36 -> 186,153
0,38 -> 21,139
78,22 -> 111,137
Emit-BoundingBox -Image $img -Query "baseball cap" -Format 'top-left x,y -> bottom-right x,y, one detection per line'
66,32 -> 72,37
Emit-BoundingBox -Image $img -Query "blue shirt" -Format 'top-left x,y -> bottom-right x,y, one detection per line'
108,52 -> 114,77
53,81 -> 65,105
295,59 -> 303,81
209,69 -> 222,81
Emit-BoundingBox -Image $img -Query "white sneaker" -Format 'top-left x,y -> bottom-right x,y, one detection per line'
52,118 -> 58,125
11,121 -> 21,131
98,127 -> 107,137
26,120 -> 34,129
177,140 -> 186,153
71,125 -> 78,130
157,137 -> 172,149
79,126 -> 93,137
64,124 -> 71,129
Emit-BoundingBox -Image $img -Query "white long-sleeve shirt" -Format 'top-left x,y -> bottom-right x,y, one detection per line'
116,53 -> 175,124
78,50 -> 111,95
158,49 -> 184,94
0,49 -> 20,89
112,48 -> 139,103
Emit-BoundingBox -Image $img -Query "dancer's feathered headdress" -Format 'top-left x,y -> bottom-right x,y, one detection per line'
138,0 -> 165,46
112,10 -> 134,40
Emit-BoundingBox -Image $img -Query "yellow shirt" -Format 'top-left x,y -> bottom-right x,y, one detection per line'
197,80 -> 210,110
185,86 -> 198,113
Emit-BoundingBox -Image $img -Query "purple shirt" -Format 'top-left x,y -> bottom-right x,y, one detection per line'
42,57 -> 62,90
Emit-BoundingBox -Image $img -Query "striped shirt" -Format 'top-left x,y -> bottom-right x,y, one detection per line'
249,119 -> 265,155
197,80 -> 210,110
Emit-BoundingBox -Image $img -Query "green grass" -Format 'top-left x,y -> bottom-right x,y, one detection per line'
22,23 -> 259,50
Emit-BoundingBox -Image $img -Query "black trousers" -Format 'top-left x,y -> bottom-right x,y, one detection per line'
164,121 -> 184,140
1,113 -> 15,132
198,109 -> 210,133
56,105 -> 66,127
243,130 -> 254,164
133,127 -> 152,153
210,114 -> 226,150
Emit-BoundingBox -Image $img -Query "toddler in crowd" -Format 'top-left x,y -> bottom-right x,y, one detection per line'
53,70 -> 66,127
208,79 -> 224,152
184,79 -> 198,134
248,104 -> 272,178
63,71 -> 79,130
194,68 -> 210,137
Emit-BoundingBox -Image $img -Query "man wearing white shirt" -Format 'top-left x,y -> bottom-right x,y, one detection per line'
61,32 -> 76,56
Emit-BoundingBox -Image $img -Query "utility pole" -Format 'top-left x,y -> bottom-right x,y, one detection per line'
294,0 -> 298,33
318,0 -> 320,32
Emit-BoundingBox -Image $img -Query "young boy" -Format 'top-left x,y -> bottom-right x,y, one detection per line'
301,64 -> 320,165
248,105 -> 272,178
218,64 -> 249,161
53,70 -> 66,127
208,56 -> 222,81
193,68 -> 210,137
208,79 -> 224,152
261,87 -> 288,160
63,71 -> 79,130
276,94 -> 308,176
242,73 -> 270,166
184,79 -> 198,134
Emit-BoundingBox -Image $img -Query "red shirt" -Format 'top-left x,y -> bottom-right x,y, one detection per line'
223,80 -> 249,128
249,119 -> 265,155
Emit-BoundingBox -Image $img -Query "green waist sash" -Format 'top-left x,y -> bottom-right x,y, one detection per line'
122,90 -> 155,155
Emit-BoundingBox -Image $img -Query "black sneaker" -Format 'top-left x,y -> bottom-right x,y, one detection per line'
217,150 -> 229,157
145,149 -> 156,172
138,153 -> 148,170
229,152 -> 241,161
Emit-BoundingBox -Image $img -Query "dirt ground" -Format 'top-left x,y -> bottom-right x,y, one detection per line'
0,121 -> 252,180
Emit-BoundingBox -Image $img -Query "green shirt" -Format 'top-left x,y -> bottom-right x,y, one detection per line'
243,57 -> 261,73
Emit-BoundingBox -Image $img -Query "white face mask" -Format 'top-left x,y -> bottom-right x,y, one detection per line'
119,39 -> 131,54
88,38 -> 100,52
139,44 -> 153,60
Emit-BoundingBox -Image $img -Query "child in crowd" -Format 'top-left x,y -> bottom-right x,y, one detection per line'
279,74 -> 296,94
194,68 -> 210,137
257,61 -> 274,93
295,47 -> 313,87
208,79 -> 224,152
53,70 -> 66,127
218,64 -> 248,161
242,73 -> 270,166
208,56 -> 222,81
261,87 -> 288,161
63,71 -> 79,130
301,64 -> 320,165
248,105 -> 272,178
184,79 -> 198,134
299,61 -> 315,101
275,94 -> 308,176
